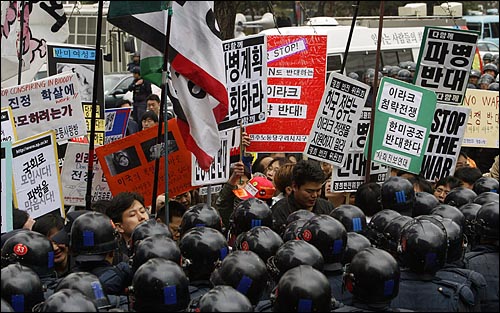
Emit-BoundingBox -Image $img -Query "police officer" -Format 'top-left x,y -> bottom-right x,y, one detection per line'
365,209 -> 401,247
70,211 -> 131,296
444,187 -> 478,208
391,217 -> 476,311
330,204 -> 368,234
459,202 -> 482,250
336,247 -> 404,311
342,232 -> 372,266
235,226 -> 283,264
473,177 -> 499,195
131,258 -> 191,312
281,218 -> 310,242
473,192 -> 499,205
380,215 -> 413,260
412,192 -> 440,217
179,226 -> 229,300
273,265 -> 336,312
380,177 -> 415,216
298,215 -> 349,304
35,289 -> 99,312
131,234 -> 181,274
129,218 -> 172,254
180,203 -> 224,237
228,198 -> 273,246
187,285 -> 253,312
464,202 -> 499,312
1,264 -> 45,312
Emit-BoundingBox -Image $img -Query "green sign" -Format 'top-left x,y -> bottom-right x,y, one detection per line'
364,77 -> 436,174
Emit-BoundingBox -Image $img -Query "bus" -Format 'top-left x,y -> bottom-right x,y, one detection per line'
463,15 -> 499,46
259,16 -> 467,77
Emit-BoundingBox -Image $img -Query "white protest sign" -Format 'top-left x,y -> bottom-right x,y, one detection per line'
61,142 -> 112,206
1,71 -> 87,142
305,72 -> 369,166
1,106 -> 17,142
12,131 -> 64,219
421,103 -> 471,181
191,134 -> 230,186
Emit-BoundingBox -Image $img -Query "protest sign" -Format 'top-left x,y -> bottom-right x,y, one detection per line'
414,26 -> 478,106
219,34 -> 267,130
246,35 -> 327,152
1,141 -> 13,233
1,106 -> 17,142
96,119 -> 193,206
332,108 -> 388,192
421,103 -> 471,181
105,107 -> 131,144
61,142 -> 111,206
462,89 -> 499,148
365,77 -> 436,174
192,134 -> 230,186
305,72 -> 369,166
1,72 -> 88,142
12,131 -> 64,219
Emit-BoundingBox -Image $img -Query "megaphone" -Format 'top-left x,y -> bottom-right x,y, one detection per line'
242,13 -> 276,30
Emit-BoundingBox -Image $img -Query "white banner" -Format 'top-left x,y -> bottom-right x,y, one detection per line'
1,71 -> 87,142
1,106 -> 17,142
191,134 -> 230,186
12,131 -> 64,219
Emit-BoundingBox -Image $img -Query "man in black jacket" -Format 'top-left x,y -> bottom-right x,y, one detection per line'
272,159 -> 334,234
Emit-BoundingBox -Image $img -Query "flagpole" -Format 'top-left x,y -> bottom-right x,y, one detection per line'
85,0 -> 104,210
17,1 -> 26,85
365,1 -> 384,182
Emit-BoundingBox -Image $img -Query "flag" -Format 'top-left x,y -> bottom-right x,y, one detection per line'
108,1 -> 167,87
1,1 -> 69,86
169,1 -> 229,171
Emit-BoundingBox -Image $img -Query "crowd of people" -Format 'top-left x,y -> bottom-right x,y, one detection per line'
1,52 -> 499,312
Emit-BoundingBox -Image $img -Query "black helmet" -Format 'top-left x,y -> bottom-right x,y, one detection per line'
282,219 -> 309,242
381,215 -> 413,256
344,247 -> 400,304
473,177 -> 499,195
398,217 -> 448,274
397,69 -> 412,82
483,63 -> 498,75
475,202 -> 499,240
347,72 -> 360,81
483,52 -> 493,62
298,215 -> 347,271
267,240 -> 324,282
365,209 -> 401,246
1,264 -> 45,312
180,203 -> 223,236
413,191 -> 440,217
389,66 -> 401,77
230,198 -> 273,236
210,250 -> 269,305
130,219 -> 172,253
179,226 -> 228,281
488,82 -> 499,91
330,204 -> 367,233
382,65 -> 393,75
459,202 -> 482,245
470,69 -> 481,78
405,61 -> 416,72
35,289 -> 98,312
273,265 -> 332,312
132,258 -> 190,312
342,232 -> 372,265
478,73 -> 495,85
430,204 -> 466,227
1,298 -> 14,312
190,285 -> 253,312
381,177 -> 415,214
286,209 -> 316,225
473,191 -> 499,205
432,216 -> 465,263
1,230 -> 55,278
444,187 -> 477,208
236,226 -> 283,263
55,272 -> 110,310
132,234 -> 181,273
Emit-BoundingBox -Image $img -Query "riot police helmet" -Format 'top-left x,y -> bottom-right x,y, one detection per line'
132,234 -> 181,273
473,191 -> 499,205
475,202 -> 499,240
483,52 -> 493,63
191,285 -> 253,312
282,218 -> 308,242
286,209 -> 316,225
432,216 -> 465,263
430,204 -> 466,227
365,209 -> 401,246
35,289 -> 98,312
130,219 -> 172,253
413,191 -> 440,217
230,198 -> 273,236
55,272 -> 110,310
396,69 -> 412,82
1,264 -> 45,312
444,187 -> 477,208
381,215 -> 413,256
483,63 -> 498,75
381,176 -> 415,214
342,232 -> 372,265
473,177 -> 499,195
180,203 -> 223,236
235,226 -> 283,264
330,204 -> 367,233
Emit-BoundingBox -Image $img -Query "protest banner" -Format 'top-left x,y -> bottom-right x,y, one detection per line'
365,77 -> 436,174
219,34 -> 267,130
12,131 -> 64,219
421,103 -> 471,181
462,89 -> 499,148
96,119 -> 193,207
414,26 -> 478,106
246,35 -> 327,152
305,72 -> 369,166
61,142 -> 111,206
1,72 -> 88,142
105,107 -> 131,144
332,108 -> 388,192
1,141 -> 13,233
1,106 -> 17,142
192,134 -> 230,186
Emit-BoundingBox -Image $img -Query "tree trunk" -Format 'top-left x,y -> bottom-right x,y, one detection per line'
214,1 -> 238,40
